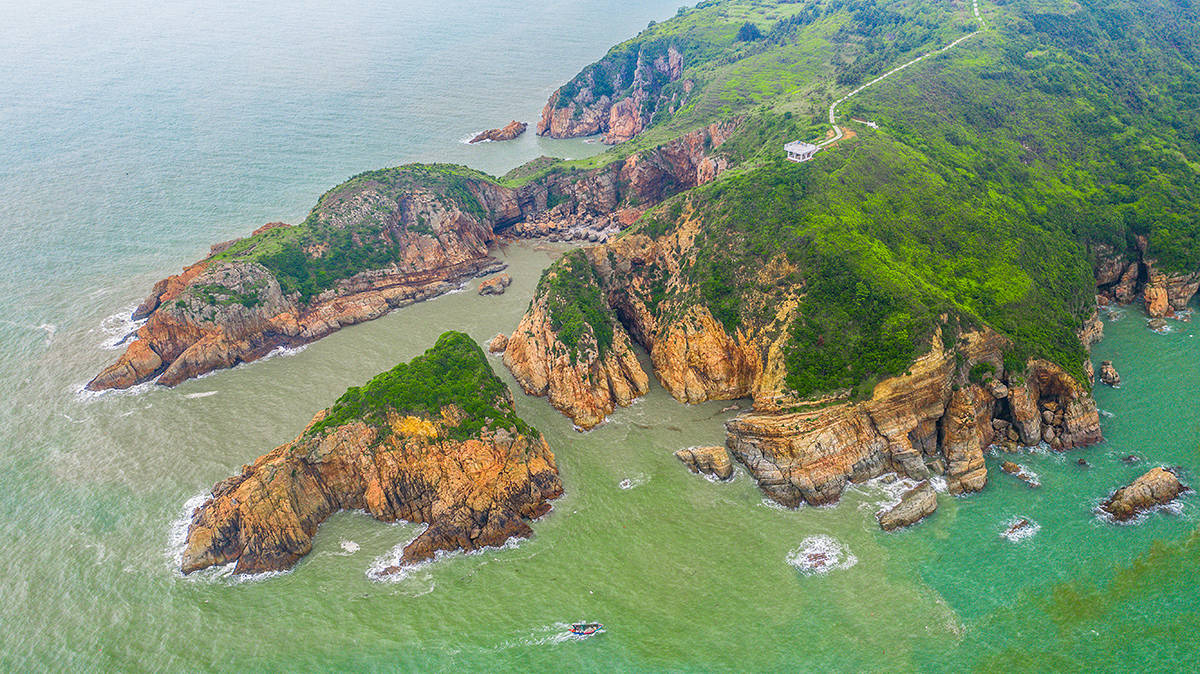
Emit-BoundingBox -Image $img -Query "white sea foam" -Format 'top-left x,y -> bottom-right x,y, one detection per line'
756,498 -> 797,512
183,391 -> 218,399
37,323 -> 56,345
163,491 -> 293,583
339,540 -> 360,554
618,473 -> 649,490
96,303 -> 145,350
786,535 -> 857,575
74,378 -> 157,402
166,492 -> 209,570
1000,516 -> 1040,542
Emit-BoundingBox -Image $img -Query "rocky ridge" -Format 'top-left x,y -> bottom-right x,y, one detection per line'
537,45 -> 685,144
180,332 -> 562,575
91,120 -> 740,392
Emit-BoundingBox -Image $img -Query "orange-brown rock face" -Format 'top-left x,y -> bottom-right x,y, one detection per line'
469,120 -> 527,144
723,332 -> 1101,508
94,119 -> 741,393
181,332 -> 561,575
503,294 -> 649,430
181,412 -> 561,575
1100,467 -> 1187,522
1093,242 -> 1200,316
537,45 -> 685,143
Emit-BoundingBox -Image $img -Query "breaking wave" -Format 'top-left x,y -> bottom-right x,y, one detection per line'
786,535 -> 858,575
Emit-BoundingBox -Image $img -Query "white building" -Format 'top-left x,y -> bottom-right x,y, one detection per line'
784,140 -> 819,162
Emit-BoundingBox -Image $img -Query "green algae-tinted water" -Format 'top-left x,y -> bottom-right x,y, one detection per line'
2,1 -> 1198,670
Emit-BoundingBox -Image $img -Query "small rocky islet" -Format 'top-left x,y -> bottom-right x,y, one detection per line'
180,332 -> 562,576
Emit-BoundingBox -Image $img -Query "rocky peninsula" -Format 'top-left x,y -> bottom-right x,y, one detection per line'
180,332 -> 562,575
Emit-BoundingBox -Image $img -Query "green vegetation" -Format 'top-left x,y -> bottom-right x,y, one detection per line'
307,331 -> 536,441
536,249 -> 614,359
212,164 -> 504,302
187,283 -> 262,308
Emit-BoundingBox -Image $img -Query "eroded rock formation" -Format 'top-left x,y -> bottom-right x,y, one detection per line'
469,121 -> 527,143
180,333 -> 562,575
503,279 -> 649,430
877,481 -> 938,531
1100,467 -> 1187,522
537,45 -> 684,143
675,445 -> 734,481
478,273 -> 512,295
1093,241 -> 1200,318
1099,360 -> 1121,387
91,119 -> 740,392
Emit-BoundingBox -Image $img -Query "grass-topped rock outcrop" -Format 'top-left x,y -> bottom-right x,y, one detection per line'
180,332 -> 562,576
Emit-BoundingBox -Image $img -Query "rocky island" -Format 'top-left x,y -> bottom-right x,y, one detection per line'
469,121 -> 527,144
180,332 -> 562,575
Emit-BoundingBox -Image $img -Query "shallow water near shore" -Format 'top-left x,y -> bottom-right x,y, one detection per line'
2,0 -> 1199,670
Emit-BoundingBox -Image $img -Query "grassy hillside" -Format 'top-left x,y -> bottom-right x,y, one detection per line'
307,331 -> 536,440
212,164 -> 503,302
534,0 -> 1200,396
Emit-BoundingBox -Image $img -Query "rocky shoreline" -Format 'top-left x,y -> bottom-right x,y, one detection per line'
180,332 -> 562,576
90,121 -> 739,392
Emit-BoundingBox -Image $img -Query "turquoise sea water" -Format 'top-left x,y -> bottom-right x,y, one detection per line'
1,1 -> 1198,670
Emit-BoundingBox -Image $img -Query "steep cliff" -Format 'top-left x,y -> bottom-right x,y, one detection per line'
502,250 -> 649,430
538,44 -> 684,143
180,332 -> 562,576
91,120 -> 738,392
1093,240 -> 1200,319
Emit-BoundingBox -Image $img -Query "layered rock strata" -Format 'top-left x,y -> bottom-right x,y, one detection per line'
180,333 -> 562,575
674,446 -> 734,481
503,286 -> 649,430
1100,467 -> 1187,522
877,481 -> 938,531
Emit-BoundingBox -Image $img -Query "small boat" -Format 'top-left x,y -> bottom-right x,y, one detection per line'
569,622 -> 603,636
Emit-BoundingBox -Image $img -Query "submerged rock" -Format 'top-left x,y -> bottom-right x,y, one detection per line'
877,481 -> 938,531
1100,467 -> 1186,522
1099,360 -> 1121,387
478,273 -> 513,296
180,332 -> 562,576
1000,461 -> 1041,488
674,446 -> 734,481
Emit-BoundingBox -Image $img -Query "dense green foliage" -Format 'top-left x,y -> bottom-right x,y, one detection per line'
307,331 -> 536,441
213,164 -> 502,302
187,283 -> 262,308
537,250 -> 614,358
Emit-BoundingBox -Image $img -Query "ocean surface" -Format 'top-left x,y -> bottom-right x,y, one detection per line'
1,1 -> 1198,670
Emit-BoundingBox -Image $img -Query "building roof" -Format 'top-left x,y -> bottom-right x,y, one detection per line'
784,140 -> 818,153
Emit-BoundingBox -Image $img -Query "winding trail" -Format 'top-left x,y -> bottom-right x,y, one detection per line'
818,0 -> 988,147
